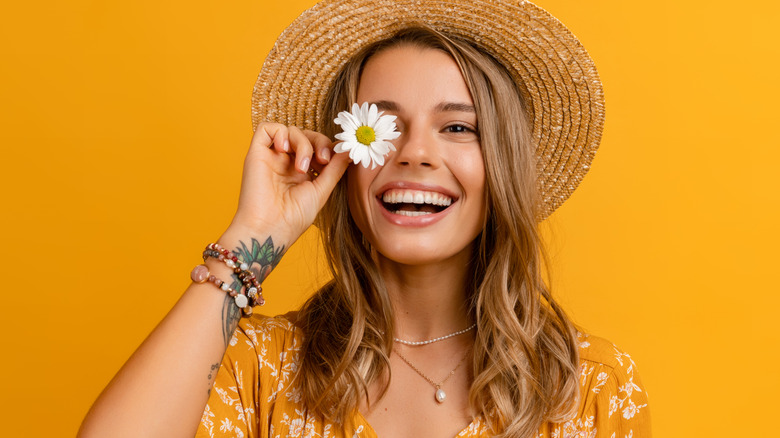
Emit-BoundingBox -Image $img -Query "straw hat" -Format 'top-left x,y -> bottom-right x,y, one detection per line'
252,0 -> 605,220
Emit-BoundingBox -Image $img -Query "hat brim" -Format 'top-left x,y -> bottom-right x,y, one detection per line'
252,0 -> 605,220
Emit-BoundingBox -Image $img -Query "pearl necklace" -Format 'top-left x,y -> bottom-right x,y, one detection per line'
393,324 -> 476,346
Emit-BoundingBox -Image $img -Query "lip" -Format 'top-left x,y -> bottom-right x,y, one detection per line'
375,181 -> 459,227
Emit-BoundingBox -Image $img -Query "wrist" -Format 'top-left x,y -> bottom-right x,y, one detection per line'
220,222 -> 295,250
216,228 -> 290,285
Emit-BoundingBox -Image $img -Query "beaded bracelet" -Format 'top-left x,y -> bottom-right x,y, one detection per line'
203,243 -> 265,305
190,265 -> 253,313
190,265 -> 265,316
190,243 -> 265,316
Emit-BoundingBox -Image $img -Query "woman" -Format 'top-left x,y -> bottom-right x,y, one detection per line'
79,0 -> 650,437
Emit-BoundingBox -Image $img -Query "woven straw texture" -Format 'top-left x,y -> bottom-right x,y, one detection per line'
252,0 -> 604,220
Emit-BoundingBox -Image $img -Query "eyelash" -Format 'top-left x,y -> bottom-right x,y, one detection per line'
444,124 -> 477,134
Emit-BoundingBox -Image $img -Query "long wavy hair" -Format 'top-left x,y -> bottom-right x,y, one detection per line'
296,27 -> 580,437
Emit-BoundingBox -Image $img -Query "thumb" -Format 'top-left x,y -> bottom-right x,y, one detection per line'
310,152 -> 352,208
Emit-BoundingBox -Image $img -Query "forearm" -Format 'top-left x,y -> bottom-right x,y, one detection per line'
79,120 -> 346,437
78,231 -> 288,438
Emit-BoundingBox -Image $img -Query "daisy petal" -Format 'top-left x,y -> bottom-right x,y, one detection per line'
335,132 -> 357,142
377,141 -> 397,152
357,103 -> 367,123
367,103 -> 378,125
348,146 -> 361,164
359,149 -> 372,168
335,112 -> 360,132
369,148 -> 385,167
373,115 -> 397,133
370,141 -> 390,155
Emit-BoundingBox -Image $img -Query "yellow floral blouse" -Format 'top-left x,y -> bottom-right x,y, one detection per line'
197,314 -> 651,437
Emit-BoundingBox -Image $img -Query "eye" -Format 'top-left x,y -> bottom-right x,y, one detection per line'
443,123 -> 478,137
442,122 -> 479,142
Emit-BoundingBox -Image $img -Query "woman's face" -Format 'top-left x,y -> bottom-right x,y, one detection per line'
347,45 -> 487,267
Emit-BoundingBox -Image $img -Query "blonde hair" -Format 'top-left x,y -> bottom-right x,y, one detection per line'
296,27 -> 580,437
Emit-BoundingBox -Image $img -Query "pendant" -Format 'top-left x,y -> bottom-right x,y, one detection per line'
435,388 -> 446,403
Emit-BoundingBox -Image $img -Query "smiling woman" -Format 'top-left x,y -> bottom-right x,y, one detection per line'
78,1 -> 650,437
347,45 -> 487,269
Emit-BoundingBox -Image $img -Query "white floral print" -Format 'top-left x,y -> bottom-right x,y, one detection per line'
197,318 -> 650,438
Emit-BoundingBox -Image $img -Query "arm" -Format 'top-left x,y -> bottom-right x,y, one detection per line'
78,124 -> 350,438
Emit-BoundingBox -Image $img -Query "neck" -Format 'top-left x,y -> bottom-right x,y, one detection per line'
376,253 -> 473,341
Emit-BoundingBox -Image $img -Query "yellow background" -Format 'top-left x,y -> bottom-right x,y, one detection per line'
1,0 -> 778,436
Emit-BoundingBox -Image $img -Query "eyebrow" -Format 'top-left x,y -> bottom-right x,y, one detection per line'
373,100 -> 399,112
435,102 -> 476,113
371,100 -> 476,114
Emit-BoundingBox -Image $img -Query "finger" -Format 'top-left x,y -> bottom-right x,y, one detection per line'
310,151 -> 351,208
303,130 -> 333,165
288,126 -> 313,173
251,122 -> 290,154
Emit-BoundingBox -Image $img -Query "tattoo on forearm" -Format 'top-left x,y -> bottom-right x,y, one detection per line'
206,362 -> 220,396
220,236 -> 285,347
220,293 -> 242,347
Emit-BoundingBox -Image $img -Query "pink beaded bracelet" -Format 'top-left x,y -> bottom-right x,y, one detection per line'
190,264 -> 264,316
190,243 -> 266,316
204,243 -> 265,304
205,244 -> 264,296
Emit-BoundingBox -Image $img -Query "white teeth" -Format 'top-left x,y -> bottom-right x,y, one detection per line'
381,189 -> 453,206
394,210 -> 432,217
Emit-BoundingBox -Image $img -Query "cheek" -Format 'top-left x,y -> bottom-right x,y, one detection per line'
471,171 -> 488,224
453,151 -> 487,202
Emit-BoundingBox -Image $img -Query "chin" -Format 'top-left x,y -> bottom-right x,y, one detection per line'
372,237 -> 472,267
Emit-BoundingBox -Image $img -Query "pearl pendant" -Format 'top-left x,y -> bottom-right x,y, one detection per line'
435,388 -> 446,403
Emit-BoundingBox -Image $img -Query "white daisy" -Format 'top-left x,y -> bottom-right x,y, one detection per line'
333,102 -> 400,169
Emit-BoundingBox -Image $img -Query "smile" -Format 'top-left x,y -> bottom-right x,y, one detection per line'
380,188 -> 454,216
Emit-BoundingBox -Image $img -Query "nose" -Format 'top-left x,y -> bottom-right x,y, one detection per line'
391,124 -> 440,169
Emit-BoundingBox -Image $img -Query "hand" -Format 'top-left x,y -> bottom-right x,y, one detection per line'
223,123 -> 351,245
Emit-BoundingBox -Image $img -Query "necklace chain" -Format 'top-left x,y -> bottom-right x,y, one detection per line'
394,348 -> 470,403
393,323 -> 476,346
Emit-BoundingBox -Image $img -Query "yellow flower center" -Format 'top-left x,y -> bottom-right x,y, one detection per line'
355,126 -> 375,146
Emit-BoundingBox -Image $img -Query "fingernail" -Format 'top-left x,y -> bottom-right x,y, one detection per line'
320,148 -> 331,161
283,140 -> 290,152
300,157 -> 310,172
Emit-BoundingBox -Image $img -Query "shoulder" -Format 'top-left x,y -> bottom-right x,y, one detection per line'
575,332 -> 646,401
576,332 -> 639,373
566,332 -> 651,436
